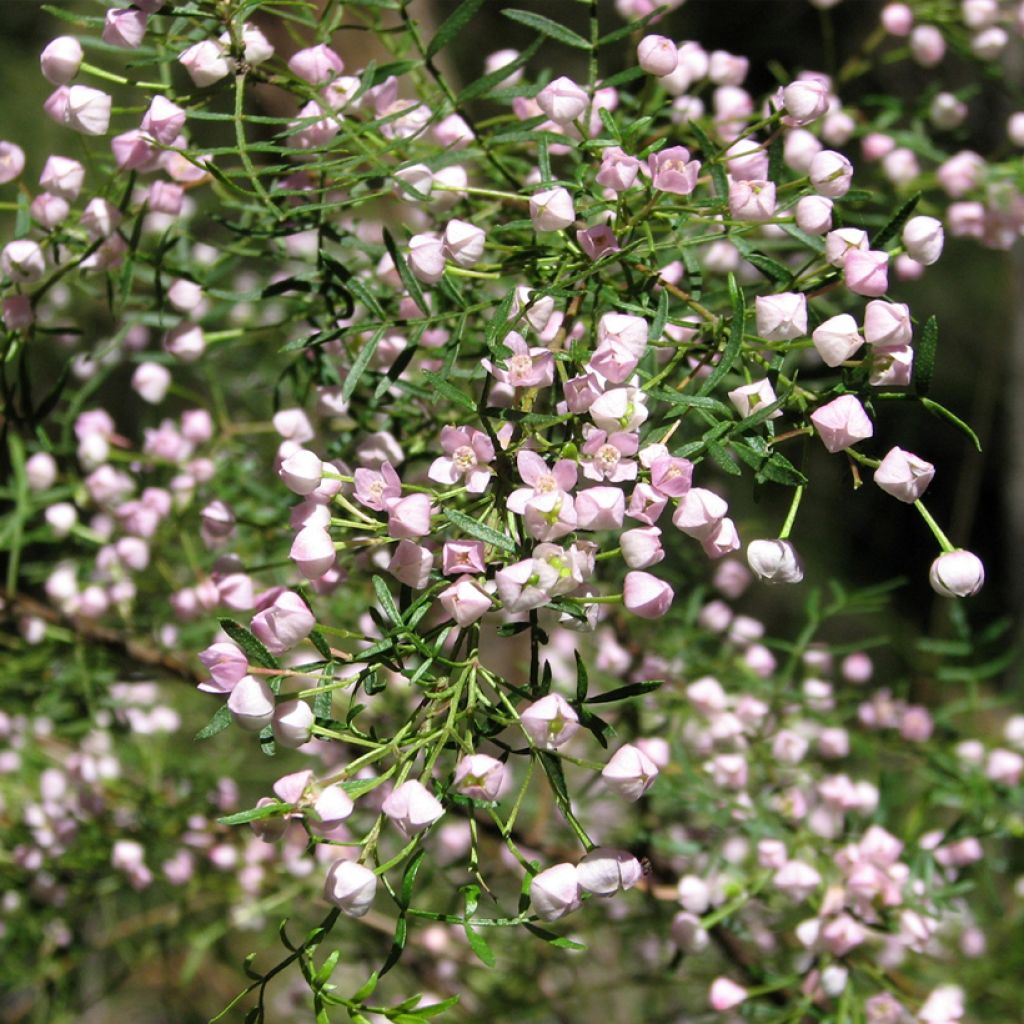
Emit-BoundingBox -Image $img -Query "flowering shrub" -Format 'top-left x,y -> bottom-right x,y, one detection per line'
1,0 -> 1023,1020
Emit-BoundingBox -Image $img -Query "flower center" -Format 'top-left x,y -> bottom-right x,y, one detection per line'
595,443 -> 621,471
534,472 -> 557,494
509,353 -> 533,380
453,445 -> 477,471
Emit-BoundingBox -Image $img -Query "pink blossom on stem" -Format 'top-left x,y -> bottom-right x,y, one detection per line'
810,395 -> 874,453
427,426 -> 494,493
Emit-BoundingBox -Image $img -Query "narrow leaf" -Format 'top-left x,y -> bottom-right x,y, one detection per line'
502,9 -> 591,50
920,397 -> 981,451
913,315 -> 938,396
341,325 -> 386,403
195,704 -> 232,741
444,508 -> 517,553
463,923 -> 497,967
697,273 -> 745,396
373,575 -> 402,627
585,680 -> 662,704
219,618 -> 280,670
426,0 -> 486,58
382,228 -> 429,318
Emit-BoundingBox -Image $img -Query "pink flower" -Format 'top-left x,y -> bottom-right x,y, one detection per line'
427,426 -> 494,493
197,641 -> 248,694
809,149 -> 854,198
580,428 -> 638,483
702,517 -> 741,559
746,539 -> 804,583
442,540 -> 486,576
288,44 -> 344,84
386,492 -> 434,539
40,36 -> 83,85
782,78 -> 830,125
290,527 -> 335,580
863,300 -> 911,346
388,540 -> 433,590
929,550 -> 984,598
627,483 -> 668,524
577,847 -> 643,894
796,194 -> 833,233
728,378 -> 781,419
844,249 -> 889,297
382,779 -> 444,837
874,447 -> 935,502
623,570 -> 674,618
453,754 -> 504,801
530,863 -> 582,921
495,558 -> 560,612
810,394 -> 874,453
575,486 -> 626,530
709,978 -> 747,1012
442,219 -> 485,267
0,142 -> 24,185
728,179 -> 776,221
529,187 -> 575,231
323,860 -> 377,917
637,35 -> 678,76
521,693 -> 579,749
353,461 -> 401,511
103,8 -> 148,49
575,224 -> 620,260
648,145 -> 701,194
227,676 -> 276,733
279,448 -> 324,495
141,95 -> 186,146
250,591 -> 315,654
602,743 -> 659,799
755,292 -> 807,340
179,39 -> 231,87
812,314 -> 863,367
507,450 -> 577,512
596,146 -> 641,191
482,332 -> 554,389
535,76 -> 588,125
273,700 -> 314,748
672,487 -> 728,539
620,526 -> 664,568
438,577 -> 493,626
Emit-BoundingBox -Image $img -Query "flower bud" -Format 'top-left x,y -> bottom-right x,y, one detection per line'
381,779 -> 444,837
874,447 -> 935,503
312,785 -> 355,831
812,313 -> 862,366
272,700 -> 314,748
755,292 -> 807,341
929,550 -> 984,598
637,35 -> 678,77
442,219 -> 485,267
535,77 -> 588,125
783,78 -> 829,125
602,742 -> 659,800
709,978 -> 747,1012
250,591 -> 315,654
0,142 -> 24,185
131,362 -> 171,404
25,452 -> 57,492
623,570 -> 674,618
227,675 -> 276,732
521,693 -> 579,750
290,526 -> 336,579
438,578 -> 493,627
795,195 -> 833,234
577,847 -> 643,895
323,859 -> 377,917
279,448 -> 324,495
910,24 -> 945,67
288,44 -> 344,84
620,526 -> 665,569
40,36 -> 83,85
408,233 -> 446,283
529,863 -> 582,921
64,85 -> 112,135
808,149 -> 853,198
746,539 -> 804,584
179,39 -> 231,87
901,216 -> 944,265
810,394 -> 874,453
103,8 -> 148,49
453,754 -> 505,801
529,187 -> 575,232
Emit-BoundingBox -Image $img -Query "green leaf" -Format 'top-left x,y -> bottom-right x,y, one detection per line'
502,9 -> 591,50
382,228 -> 430,318
217,802 -> 287,826
219,618 -> 280,670
537,751 -> 570,806
913,315 -> 938,396
585,680 -> 662,704
443,508 -> 517,553
458,38 -> 542,103
373,576 -> 402,627
874,190 -> 921,250
309,629 -> 332,660
523,923 -> 587,950
379,914 -> 408,977
688,120 -> 726,197
574,649 -> 589,704
351,972 -> 379,1003
697,273 -> 745,396
707,440 -> 741,475
647,389 -> 732,417
920,397 -> 981,451
400,848 -> 427,907
194,704 -> 232,741
426,0 -> 486,59
420,370 -> 477,413
463,923 -> 497,967
341,325 -> 386,403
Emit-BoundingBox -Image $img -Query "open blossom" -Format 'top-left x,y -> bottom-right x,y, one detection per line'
438,577 -> 493,626
428,426 -> 494,493
580,427 -> 638,482
648,145 -> 701,194
482,332 -> 554,389
596,146 -> 641,191
521,693 -> 579,750
353,461 -> 401,511
453,754 -> 504,801
495,557 -> 560,612
508,450 -> 577,513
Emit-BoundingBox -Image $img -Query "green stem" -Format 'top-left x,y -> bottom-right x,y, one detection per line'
914,500 -> 956,553
778,486 -> 804,541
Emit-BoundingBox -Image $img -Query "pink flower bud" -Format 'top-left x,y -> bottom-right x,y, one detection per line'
937,150 -> 984,198
530,863 -> 582,921
313,784 -> 355,831
179,39 -> 231,87
602,742 -> 659,800
381,779 -> 444,837
901,216 -> 944,265
672,487 -> 728,539
986,748 -> 1023,785
596,146 -> 641,191
637,35 -> 678,77
621,526 -> 664,569
529,187 -> 575,232
810,394 -> 874,453
0,141 -> 24,185
536,76 -> 588,125
671,911 -> 709,952
874,447 -> 935,502
272,700 -> 314,748
577,847 -> 643,894
910,24 -> 946,66
795,195 -> 833,234
386,492 -> 434,539
709,977 -> 747,1012
323,859 -> 377,917
40,36 -> 83,85
929,550 -> 984,598
388,539 -> 432,590
2,240 -> 46,283
521,693 -> 579,750
141,95 -> 186,146
442,219 -> 485,267
812,313 -> 862,366
250,591 -> 315,654
24,451 -> 56,492
288,44 -> 344,84
227,676 -> 276,732
868,344 -> 913,386
843,249 -> 889,297
881,3 -> 913,34
198,641 -> 248,694
103,8 -> 148,48
408,233 -> 446,283
290,526 -> 335,579
623,570 -> 674,618
755,292 -> 807,341
809,149 -> 854,198
773,859 -> 822,900
783,78 -> 830,125
728,378 -> 781,419
279,448 -> 324,495
453,754 -> 504,801
746,539 -> 804,583
438,577 -> 492,626
31,192 -> 69,228
575,486 -> 625,530
728,179 -> 776,221
131,362 -> 171,404
38,157 -> 83,202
